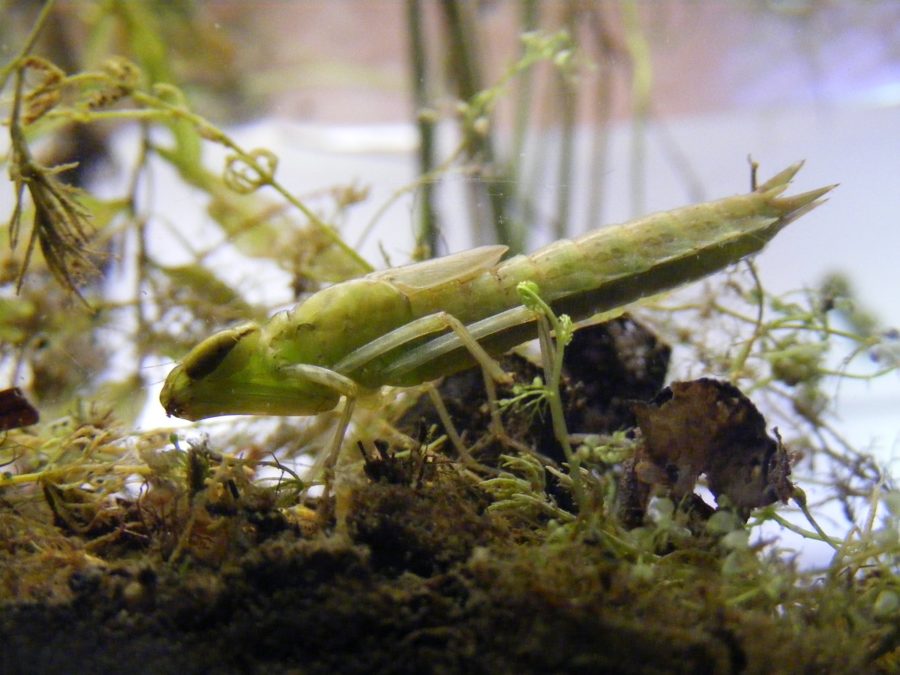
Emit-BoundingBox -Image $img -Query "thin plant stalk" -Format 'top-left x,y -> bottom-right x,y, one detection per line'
406,0 -> 439,259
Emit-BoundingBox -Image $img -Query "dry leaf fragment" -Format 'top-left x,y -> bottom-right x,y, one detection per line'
0,387 -> 40,431
621,378 -> 794,525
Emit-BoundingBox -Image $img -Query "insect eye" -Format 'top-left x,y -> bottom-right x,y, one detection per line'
183,325 -> 256,380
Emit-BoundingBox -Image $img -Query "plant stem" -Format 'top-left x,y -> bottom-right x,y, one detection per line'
406,0 -> 439,258
621,0 -> 651,217
0,0 -> 57,89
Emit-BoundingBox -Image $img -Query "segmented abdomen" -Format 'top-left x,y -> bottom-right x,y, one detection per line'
465,165 -> 828,325
394,165 -> 831,384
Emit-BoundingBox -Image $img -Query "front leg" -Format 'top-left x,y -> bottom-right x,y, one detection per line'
284,363 -> 358,469
283,363 -> 359,527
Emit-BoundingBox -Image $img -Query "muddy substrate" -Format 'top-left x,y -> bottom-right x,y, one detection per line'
0,479 -> 868,675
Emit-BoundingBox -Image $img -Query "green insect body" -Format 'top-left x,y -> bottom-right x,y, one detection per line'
160,163 -> 833,421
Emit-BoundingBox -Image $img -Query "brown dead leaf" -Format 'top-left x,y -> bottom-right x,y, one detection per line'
621,379 -> 794,524
0,387 -> 39,431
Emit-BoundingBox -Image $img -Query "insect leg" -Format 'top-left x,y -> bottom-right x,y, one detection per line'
283,363 -> 357,465
423,384 -> 497,474
380,313 -> 526,459
336,311 -> 524,460
281,364 -> 358,524
335,311 -> 513,385
378,306 -> 536,382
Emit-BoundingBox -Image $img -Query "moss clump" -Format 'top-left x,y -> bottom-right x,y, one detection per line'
1,464 -> 893,674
